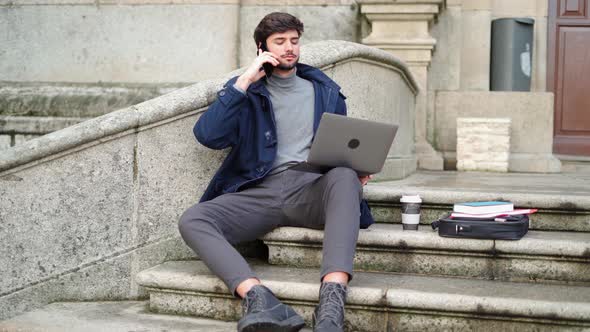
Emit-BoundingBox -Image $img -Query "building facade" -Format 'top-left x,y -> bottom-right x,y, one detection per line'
1,0 -> 589,165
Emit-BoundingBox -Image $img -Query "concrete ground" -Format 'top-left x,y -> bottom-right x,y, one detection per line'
0,301 -> 235,332
0,301 -> 314,332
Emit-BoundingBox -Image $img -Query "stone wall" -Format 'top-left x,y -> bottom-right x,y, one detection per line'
0,116 -> 85,150
429,0 -> 548,93
0,0 -> 359,83
434,91 -> 560,173
0,82 -> 183,149
425,0 -> 557,172
0,41 -> 418,319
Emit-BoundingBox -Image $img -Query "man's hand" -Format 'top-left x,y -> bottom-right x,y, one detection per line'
235,49 -> 280,91
359,174 -> 373,186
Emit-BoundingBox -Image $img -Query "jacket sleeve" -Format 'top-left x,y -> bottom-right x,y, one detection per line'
194,82 -> 246,150
335,92 -> 347,116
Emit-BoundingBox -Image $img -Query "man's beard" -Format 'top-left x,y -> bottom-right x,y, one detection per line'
277,57 -> 298,70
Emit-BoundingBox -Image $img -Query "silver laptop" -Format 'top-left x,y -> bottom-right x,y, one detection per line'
291,113 -> 398,176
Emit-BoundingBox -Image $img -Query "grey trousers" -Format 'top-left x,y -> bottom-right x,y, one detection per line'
178,167 -> 362,295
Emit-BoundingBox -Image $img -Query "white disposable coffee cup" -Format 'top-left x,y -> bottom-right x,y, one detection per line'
400,194 -> 422,230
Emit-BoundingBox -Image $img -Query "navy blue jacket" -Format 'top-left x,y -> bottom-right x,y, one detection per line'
194,63 -> 374,228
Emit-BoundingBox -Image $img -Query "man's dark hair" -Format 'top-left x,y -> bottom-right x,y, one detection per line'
253,12 -> 304,46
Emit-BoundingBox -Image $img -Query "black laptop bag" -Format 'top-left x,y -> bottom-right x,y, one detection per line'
431,214 -> 529,240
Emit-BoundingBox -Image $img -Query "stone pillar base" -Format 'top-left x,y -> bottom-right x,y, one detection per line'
509,153 -> 562,173
442,152 -> 562,173
416,140 -> 444,170
375,155 -> 418,180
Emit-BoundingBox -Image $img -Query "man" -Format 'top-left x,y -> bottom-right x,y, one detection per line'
179,12 -> 374,332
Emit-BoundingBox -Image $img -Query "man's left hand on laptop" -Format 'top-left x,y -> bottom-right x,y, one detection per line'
359,175 -> 373,186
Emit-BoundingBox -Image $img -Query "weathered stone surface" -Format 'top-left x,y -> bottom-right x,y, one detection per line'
0,83 -> 179,117
434,91 -> 559,173
0,234 -> 196,320
0,4 -> 239,83
0,135 -> 136,295
456,117 -> 510,172
363,171 -> 590,232
492,0 -> 547,18
137,261 -> 590,331
13,134 -> 39,146
0,116 -> 87,134
263,224 -> 590,285
149,290 -> 386,331
428,5 -> 461,91
531,17 -> 548,92
135,113 -> 225,243
0,301 -> 241,332
460,9 -> 492,91
0,254 -> 134,322
0,135 -> 11,149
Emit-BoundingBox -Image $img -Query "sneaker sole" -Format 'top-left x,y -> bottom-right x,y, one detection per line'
238,315 -> 305,332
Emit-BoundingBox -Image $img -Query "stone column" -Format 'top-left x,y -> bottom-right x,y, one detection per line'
359,0 -> 445,170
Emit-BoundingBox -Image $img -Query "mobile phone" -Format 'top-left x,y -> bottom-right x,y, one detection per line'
258,42 -> 274,78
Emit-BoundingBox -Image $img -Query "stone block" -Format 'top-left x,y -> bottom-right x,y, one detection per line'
13,134 -> 38,146
531,17 -> 548,92
0,116 -> 86,134
460,9 -> 492,91
461,0 -> 492,11
492,0 -> 547,18
0,135 -> 136,296
429,5 -> 461,91
456,117 -> 511,172
135,113 -> 226,243
0,4 -> 239,83
434,91 -> 558,173
0,84 -> 174,117
0,135 -> 11,150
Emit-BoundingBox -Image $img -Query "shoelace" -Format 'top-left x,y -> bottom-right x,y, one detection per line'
242,286 -> 267,314
316,284 -> 345,326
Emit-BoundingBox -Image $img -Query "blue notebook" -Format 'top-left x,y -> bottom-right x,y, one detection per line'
453,201 -> 514,214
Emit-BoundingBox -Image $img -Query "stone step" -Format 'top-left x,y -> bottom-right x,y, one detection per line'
262,224 -> 590,286
0,116 -> 89,150
0,301 -> 245,332
366,171 -> 590,232
136,260 -> 590,332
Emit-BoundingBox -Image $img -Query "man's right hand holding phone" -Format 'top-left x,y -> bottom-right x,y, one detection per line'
235,49 -> 279,92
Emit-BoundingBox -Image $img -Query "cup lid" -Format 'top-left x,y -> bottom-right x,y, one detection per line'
400,194 -> 422,203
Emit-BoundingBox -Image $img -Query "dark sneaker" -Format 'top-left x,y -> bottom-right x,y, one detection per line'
312,282 -> 347,332
237,284 -> 305,332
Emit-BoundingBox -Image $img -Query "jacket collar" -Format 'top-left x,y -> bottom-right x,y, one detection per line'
237,63 -> 341,96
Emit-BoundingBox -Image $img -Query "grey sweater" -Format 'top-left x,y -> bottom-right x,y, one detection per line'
265,69 -> 315,174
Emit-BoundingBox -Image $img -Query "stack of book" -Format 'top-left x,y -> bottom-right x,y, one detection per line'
451,201 -> 537,219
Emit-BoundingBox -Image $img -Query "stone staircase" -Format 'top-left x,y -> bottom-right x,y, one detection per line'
0,82 -> 183,150
133,171 -> 590,331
